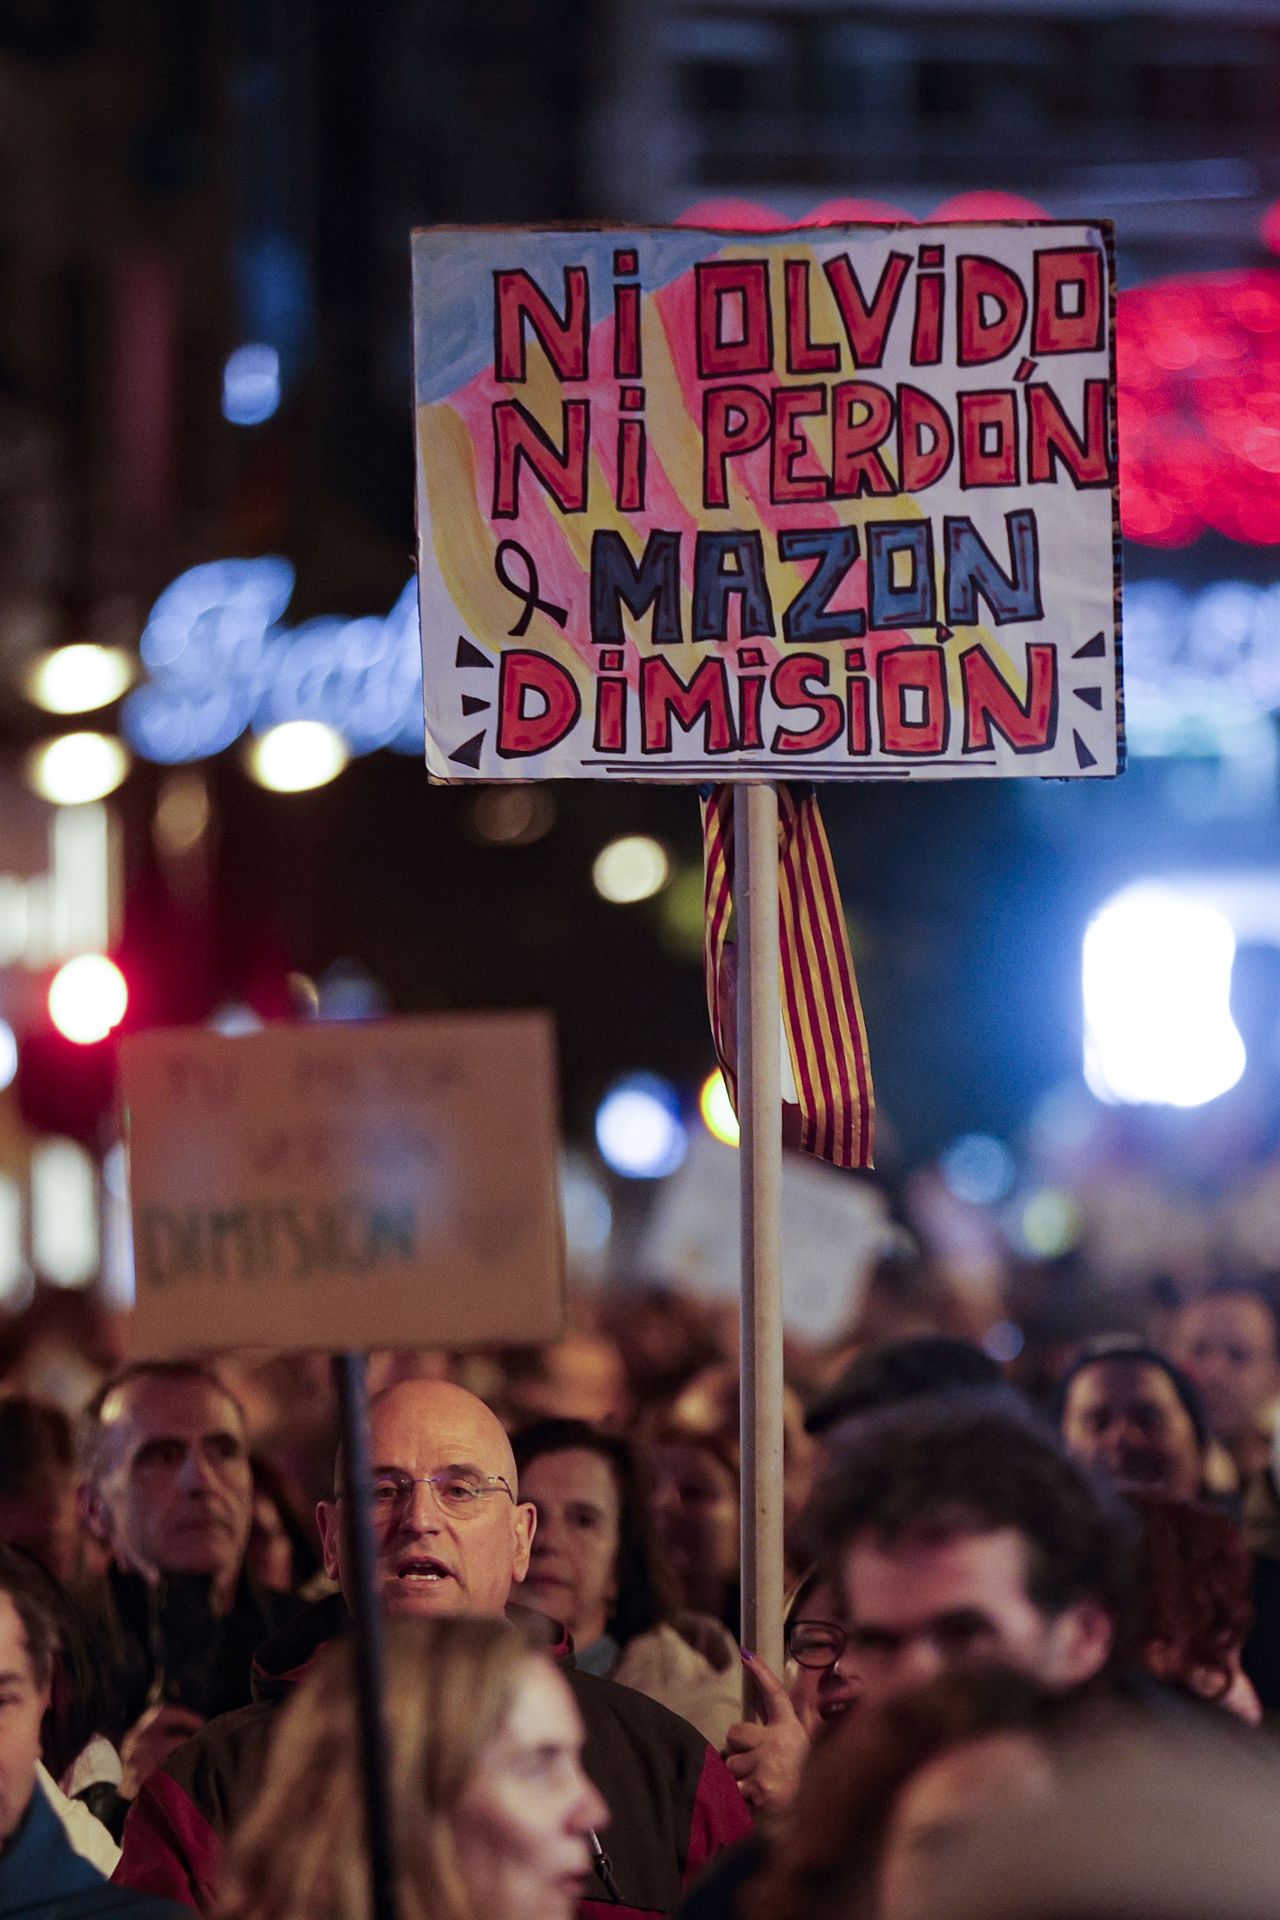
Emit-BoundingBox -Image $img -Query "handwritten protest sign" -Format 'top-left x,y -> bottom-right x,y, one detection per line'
413,222 -> 1121,783
119,1013 -> 565,1357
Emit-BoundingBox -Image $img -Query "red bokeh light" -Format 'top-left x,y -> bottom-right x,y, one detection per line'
930,190 -> 1050,222
673,199 -> 787,230
671,196 -> 1280,547
1118,269 -> 1280,546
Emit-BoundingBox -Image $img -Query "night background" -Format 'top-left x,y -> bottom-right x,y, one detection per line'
5,0 -> 1280,1309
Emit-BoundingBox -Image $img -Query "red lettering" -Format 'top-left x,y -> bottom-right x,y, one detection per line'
785,261 -> 839,373
958,256 -> 1028,366
616,418 -> 646,511
495,267 -> 589,382
832,383 -> 895,498
899,384 -> 954,491
771,386 -> 829,503
912,273 -> 944,365
770,655 -> 843,754
1027,381 -> 1110,485
703,385 -> 772,508
640,657 -> 736,754
959,392 -> 1020,487
878,645 -> 949,755
696,261 -> 772,378
614,284 -> 641,378
1033,248 -> 1104,355
492,400 -> 589,517
496,651 -> 582,756
738,671 -> 766,750
961,642 -> 1058,752
593,676 -> 627,753
847,673 -> 870,754
823,252 -> 911,369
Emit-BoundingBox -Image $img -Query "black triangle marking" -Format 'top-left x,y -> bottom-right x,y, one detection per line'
1073,631 -> 1106,660
936,626 -> 953,643
461,694 -> 491,717
456,636 -> 494,669
1073,730 -> 1097,770
1074,686 -> 1103,711
448,731 -> 486,770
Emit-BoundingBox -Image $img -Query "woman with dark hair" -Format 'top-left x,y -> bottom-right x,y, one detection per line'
1125,1489 -> 1260,1720
512,1418 -> 742,1746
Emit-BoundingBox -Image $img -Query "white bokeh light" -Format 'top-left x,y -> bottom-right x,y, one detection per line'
25,645 -> 135,716
48,954 -> 128,1045
592,836 -> 670,905
27,732 -> 130,806
1083,882 -> 1246,1107
248,721 -> 349,792
595,1074 -> 687,1179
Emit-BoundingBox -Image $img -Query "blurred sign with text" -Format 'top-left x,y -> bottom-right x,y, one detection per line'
120,1013 -> 565,1356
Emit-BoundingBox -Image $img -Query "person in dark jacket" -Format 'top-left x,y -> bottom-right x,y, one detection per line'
0,1546 -> 184,1919
75,1362 -> 301,1803
114,1380 -> 751,1918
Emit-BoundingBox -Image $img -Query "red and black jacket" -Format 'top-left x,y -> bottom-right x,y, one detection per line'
113,1592 -> 752,1919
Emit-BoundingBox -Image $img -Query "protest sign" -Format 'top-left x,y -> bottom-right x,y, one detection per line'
642,1130 -> 891,1343
119,1012 -> 565,1357
413,221 -> 1121,783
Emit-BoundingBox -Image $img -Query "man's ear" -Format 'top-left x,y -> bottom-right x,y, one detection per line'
510,1502 -> 536,1586
316,1501 -> 342,1583
1053,1597 -> 1114,1687
76,1482 -> 112,1553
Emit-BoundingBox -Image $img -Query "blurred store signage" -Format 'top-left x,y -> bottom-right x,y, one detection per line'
1125,579 -> 1280,741
123,559 -> 424,765
0,784 -> 118,978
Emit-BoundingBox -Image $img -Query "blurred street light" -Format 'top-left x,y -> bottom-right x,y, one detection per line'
24,645 -> 135,715
247,720 -> 349,792
27,733 -> 130,805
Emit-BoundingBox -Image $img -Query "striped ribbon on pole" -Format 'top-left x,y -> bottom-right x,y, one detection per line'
700,783 -> 875,1170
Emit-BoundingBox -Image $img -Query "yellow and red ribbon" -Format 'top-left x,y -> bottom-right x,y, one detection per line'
700,784 -> 875,1170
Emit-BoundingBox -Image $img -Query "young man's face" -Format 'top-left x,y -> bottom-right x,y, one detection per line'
0,1593 -> 48,1846
840,1526 -> 1111,1706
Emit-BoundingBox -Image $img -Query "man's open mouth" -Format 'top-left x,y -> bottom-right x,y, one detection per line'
393,1556 -> 454,1585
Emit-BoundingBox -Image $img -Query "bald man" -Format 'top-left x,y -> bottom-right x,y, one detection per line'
115,1381 -> 750,1917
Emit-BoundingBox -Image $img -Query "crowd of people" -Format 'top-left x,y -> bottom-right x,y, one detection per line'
1,1262 -> 1280,1918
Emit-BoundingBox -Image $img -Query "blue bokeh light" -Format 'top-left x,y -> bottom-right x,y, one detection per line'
125,561 -> 424,765
221,343 -> 282,426
939,1132 -> 1017,1207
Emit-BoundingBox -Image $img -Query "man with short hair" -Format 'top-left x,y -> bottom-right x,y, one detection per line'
0,1547 -> 184,1917
810,1397 -> 1128,1706
1173,1285 -> 1280,1485
1055,1341 -> 1207,1504
76,1362 -> 298,1800
115,1379 -> 750,1917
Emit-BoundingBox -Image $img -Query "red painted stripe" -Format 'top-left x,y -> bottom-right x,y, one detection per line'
805,799 -> 873,1164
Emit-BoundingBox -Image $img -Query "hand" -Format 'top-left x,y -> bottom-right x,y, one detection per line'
720,1650 -> 810,1816
120,1703 -> 205,1799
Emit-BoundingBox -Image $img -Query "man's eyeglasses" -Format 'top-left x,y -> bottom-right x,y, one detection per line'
786,1618 -> 849,1670
367,1470 -> 515,1520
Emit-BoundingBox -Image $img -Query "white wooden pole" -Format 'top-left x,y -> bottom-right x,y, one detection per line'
734,780 -> 785,1676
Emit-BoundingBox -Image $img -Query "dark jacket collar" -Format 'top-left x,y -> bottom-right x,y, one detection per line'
250,1590 -> 573,1703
